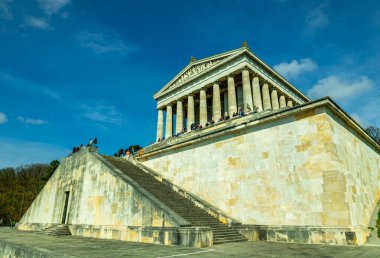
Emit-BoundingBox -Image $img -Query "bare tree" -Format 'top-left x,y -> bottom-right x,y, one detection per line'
366,126 -> 380,144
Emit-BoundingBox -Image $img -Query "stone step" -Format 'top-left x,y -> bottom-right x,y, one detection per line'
41,225 -> 72,236
214,235 -> 246,240
104,157 -> 247,245
213,238 -> 247,245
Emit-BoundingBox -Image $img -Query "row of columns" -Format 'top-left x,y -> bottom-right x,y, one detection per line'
156,69 -> 295,141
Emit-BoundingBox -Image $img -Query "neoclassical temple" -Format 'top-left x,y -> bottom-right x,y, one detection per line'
154,42 -> 309,140
17,42 -> 380,247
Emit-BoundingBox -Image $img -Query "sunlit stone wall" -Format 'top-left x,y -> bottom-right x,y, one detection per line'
142,103 -> 380,241
18,150 -> 177,230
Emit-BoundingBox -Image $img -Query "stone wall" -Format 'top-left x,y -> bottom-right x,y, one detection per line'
17,150 -> 178,231
140,99 -> 380,245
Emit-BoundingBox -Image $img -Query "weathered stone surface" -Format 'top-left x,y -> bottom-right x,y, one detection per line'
18,150 -> 178,229
233,225 -> 361,245
141,98 -> 380,245
16,150 -> 216,247
2,228 -> 380,258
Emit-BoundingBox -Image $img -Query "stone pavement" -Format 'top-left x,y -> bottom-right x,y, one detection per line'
0,228 -> 380,258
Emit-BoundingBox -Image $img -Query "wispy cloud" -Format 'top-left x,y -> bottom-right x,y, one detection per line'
25,16 -> 51,30
76,31 -> 137,55
306,2 -> 329,32
81,101 -> 123,124
0,137 -> 69,168
0,0 -> 12,20
0,71 -> 61,100
17,116 -> 48,125
351,97 -> 380,128
37,0 -> 70,15
274,58 -> 318,79
308,75 -> 373,103
0,111 -> 7,124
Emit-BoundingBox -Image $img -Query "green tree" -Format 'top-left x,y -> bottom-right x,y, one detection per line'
0,160 -> 60,226
126,145 -> 142,153
42,160 -> 60,181
366,126 -> 380,144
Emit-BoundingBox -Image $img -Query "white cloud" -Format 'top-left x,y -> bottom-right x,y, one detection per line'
274,58 -> 318,79
0,112 -> 7,124
25,16 -> 51,30
0,0 -> 12,20
81,102 -> 123,124
306,2 -> 329,31
77,31 -> 136,55
17,116 -> 48,125
351,113 -> 369,128
37,0 -> 70,15
0,137 -> 69,168
308,75 -> 373,102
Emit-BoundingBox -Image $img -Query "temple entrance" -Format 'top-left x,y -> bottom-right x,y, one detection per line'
61,191 -> 70,224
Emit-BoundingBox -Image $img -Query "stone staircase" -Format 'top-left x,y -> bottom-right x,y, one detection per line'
41,224 -> 71,236
104,156 -> 247,245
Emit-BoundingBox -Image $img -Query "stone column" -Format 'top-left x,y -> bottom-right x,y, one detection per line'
228,76 -> 237,116
262,83 -> 272,110
187,95 -> 195,130
199,89 -> 207,126
279,95 -> 286,109
242,69 -> 253,111
156,109 -> 163,142
212,83 -> 221,121
271,89 -> 279,110
223,91 -> 228,116
252,76 -> 263,112
165,105 -> 172,138
176,100 -> 183,134
237,85 -> 243,110
287,100 -> 293,107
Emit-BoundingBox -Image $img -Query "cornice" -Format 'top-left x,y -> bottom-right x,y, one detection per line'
154,47 -> 311,104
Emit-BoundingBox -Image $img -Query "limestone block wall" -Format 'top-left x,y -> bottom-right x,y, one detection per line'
141,104 -> 380,231
326,109 -> 380,228
18,150 -> 177,230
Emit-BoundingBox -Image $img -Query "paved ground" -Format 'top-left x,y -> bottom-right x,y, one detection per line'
0,228 -> 380,257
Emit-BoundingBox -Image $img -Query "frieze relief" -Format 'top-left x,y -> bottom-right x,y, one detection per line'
169,57 -> 227,90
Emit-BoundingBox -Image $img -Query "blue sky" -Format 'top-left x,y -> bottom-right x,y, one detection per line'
0,0 -> 379,168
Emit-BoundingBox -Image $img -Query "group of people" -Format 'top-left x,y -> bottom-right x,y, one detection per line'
157,137 -> 165,142
115,147 -> 135,158
154,104 -> 260,144
72,137 -> 98,153
114,147 -> 145,158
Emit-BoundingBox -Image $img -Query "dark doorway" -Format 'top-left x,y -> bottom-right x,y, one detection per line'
61,191 -> 70,224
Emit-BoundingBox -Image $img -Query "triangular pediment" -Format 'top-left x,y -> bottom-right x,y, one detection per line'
154,47 -> 244,99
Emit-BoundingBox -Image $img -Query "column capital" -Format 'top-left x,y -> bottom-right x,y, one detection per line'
228,73 -> 236,78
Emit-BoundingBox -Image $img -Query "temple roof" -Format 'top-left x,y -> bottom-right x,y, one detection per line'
154,43 -> 310,103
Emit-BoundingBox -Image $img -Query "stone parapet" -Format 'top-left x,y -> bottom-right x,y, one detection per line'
17,223 -> 213,247
233,225 -> 367,246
